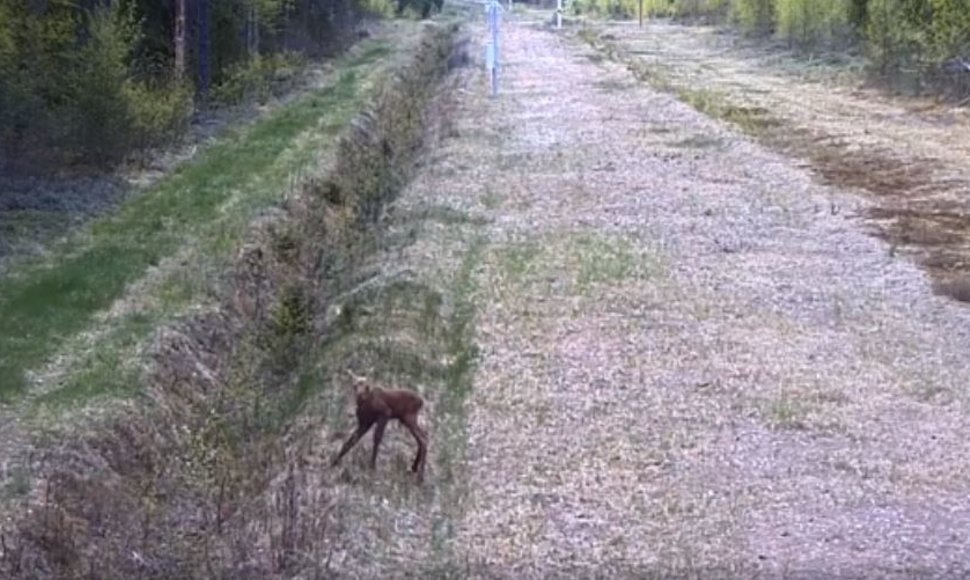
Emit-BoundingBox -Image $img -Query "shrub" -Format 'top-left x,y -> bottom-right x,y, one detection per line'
866,0 -> 930,75
0,0 -> 79,163
123,81 -> 194,150
68,3 -> 141,163
731,0 -> 775,34
927,0 -> 970,62
673,0 -> 730,17
211,51 -> 307,106
360,0 -> 398,17
774,0 -> 852,47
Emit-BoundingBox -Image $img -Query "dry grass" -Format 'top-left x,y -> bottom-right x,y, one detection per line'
575,21 -> 970,301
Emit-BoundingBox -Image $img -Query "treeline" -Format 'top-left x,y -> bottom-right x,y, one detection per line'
0,0 -> 440,172
574,0 -> 970,96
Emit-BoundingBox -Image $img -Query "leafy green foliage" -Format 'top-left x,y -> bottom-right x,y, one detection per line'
211,51 -> 307,105
123,81 -> 195,150
588,0 -> 969,95
0,0 -> 395,170
574,0 -> 727,21
928,0 -> 970,61
866,0 -> 929,74
70,3 -> 143,162
774,0 -> 851,46
0,1 -> 192,167
396,0 -> 445,19
731,0 -> 775,34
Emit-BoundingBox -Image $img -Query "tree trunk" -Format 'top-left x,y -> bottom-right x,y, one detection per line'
247,1 -> 260,58
198,0 -> 210,99
175,0 -> 186,82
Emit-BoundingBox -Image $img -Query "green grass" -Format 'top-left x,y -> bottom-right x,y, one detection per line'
577,29 -> 784,137
497,233 -> 661,298
766,396 -> 810,431
0,40 -> 393,401
0,210 -> 76,259
572,233 -> 638,290
500,240 -> 542,281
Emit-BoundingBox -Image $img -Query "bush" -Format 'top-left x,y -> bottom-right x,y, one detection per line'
731,0 -> 775,34
211,51 -> 307,106
123,81 -> 194,150
0,1 -> 193,168
866,0 -> 930,75
572,0 -> 638,19
590,0 -> 727,18
395,0 -> 445,19
774,0 -> 851,47
68,4 -> 194,163
360,0 -> 398,17
673,0 -> 730,17
0,0 -> 79,163
68,3 -> 141,163
928,0 -> 970,62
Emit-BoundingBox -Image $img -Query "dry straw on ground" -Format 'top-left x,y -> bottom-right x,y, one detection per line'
364,12 -> 970,579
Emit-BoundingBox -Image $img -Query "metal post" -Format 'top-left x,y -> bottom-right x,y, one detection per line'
556,0 -> 562,29
639,0 -> 643,27
484,0 -> 502,98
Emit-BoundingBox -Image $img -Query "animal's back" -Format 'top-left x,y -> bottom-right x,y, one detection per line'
384,388 -> 423,417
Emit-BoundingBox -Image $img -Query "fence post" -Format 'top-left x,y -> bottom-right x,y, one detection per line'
485,0 -> 502,98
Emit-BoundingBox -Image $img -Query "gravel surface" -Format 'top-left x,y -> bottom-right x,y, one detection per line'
584,19 -> 970,289
389,14 -> 970,579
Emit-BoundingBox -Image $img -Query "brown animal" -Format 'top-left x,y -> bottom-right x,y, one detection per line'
331,370 -> 429,483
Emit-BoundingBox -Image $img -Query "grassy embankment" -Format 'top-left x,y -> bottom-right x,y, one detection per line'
0,40 -> 397,408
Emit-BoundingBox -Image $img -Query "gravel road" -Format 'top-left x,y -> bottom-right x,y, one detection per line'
393,14 -> 970,579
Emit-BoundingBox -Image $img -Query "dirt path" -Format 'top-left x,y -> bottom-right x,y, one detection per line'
379,13 -> 970,579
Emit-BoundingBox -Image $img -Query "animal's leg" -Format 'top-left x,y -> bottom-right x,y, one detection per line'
402,414 -> 428,481
370,417 -> 389,469
331,418 -> 375,466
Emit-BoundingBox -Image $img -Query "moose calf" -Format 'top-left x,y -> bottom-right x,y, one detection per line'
331,370 -> 429,483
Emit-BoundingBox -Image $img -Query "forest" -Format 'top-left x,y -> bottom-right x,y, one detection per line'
573,0 -> 970,96
0,0 -> 439,172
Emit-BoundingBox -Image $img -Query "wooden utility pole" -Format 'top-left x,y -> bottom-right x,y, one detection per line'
174,0 -> 186,81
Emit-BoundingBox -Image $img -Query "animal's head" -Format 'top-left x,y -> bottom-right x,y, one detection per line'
345,369 -> 371,398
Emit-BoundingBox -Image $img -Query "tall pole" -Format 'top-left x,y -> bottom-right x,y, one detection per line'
556,0 -> 562,29
485,1 -> 501,98
639,0 -> 643,27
